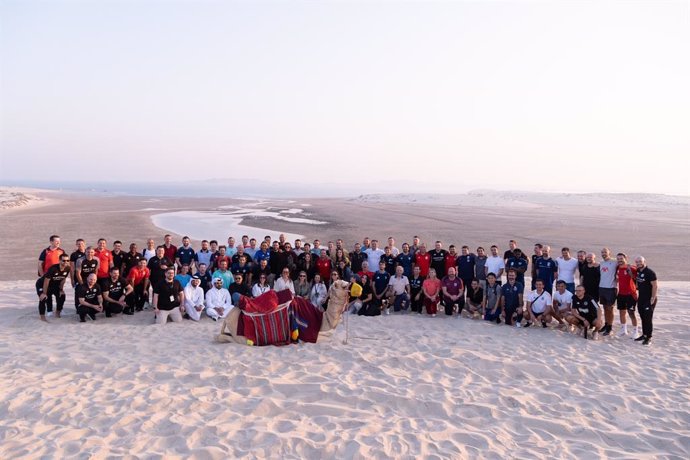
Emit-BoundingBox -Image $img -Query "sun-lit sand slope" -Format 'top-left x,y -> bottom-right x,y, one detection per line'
1,280 -> 688,459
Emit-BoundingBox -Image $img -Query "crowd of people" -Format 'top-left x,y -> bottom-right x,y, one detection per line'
36,233 -> 659,344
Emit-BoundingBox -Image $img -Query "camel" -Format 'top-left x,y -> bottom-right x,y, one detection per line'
215,280 -> 351,345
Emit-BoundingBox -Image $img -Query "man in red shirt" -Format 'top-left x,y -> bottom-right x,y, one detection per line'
315,249 -> 333,286
445,245 -> 459,276
94,238 -> 114,285
414,243 -> 431,277
127,258 -> 151,311
162,234 -> 177,264
38,235 -> 65,277
616,252 -> 640,338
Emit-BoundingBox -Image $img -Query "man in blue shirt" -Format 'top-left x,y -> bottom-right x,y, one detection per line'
395,243 -> 415,278
457,246 -> 476,295
254,241 -> 271,266
175,236 -> 196,271
535,245 -> 558,294
500,269 -> 524,326
506,248 -> 529,286
194,240 -> 213,268
372,261 -> 391,314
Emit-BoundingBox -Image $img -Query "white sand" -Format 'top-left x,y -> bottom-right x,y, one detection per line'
1,280 -> 688,458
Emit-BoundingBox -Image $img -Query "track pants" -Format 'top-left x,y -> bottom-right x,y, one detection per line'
36,280 -> 65,315
638,298 -> 656,338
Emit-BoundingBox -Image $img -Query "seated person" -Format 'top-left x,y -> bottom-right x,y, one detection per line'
102,267 -> 134,317
76,273 -> 104,322
464,278 -> 484,318
183,275 -> 205,321
229,273 -> 250,305
524,279 -> 553,328
251,273 -> 271,297
205,277 -> 233,321
386,266 -> 410,312
552,280 -> 573,327
309,274 -> 328,308
294,271 -> 312,298
567,285 -> 603,339
441,267 -> 464,316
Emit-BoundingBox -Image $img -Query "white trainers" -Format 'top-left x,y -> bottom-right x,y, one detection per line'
631,328 -> 641,339
385,308 -> 390,315
617,329 -> 628,337
515,322 -> 521,328
46,311 -> 54,317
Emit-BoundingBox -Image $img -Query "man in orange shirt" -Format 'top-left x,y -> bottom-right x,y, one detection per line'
127,258 -> 151,311
94,238 -> 114,286
38,235 -> 65,277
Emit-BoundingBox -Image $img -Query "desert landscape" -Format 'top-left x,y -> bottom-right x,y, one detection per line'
0,187 -> 688,458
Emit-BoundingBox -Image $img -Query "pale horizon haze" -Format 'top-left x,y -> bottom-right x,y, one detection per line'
1,0 -> 689,195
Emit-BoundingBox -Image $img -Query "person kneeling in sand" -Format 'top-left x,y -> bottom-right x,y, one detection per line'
551,280 -> 573,328
205,277 -> 233,321
76,273 -> 104,322
464,278 -> 484,318
567,285 -> 603,339
183,275 -> 205,321
524,279 -> 553,328
153,268 -> 185,324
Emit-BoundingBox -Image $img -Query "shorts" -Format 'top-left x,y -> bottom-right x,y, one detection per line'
531,309 -> 546,317
616,294 -> 637,311
599,287 -> 618,306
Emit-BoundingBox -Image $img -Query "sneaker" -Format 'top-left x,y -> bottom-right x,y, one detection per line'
385,308 -> 390,315
642,337 -> 651,346
598,325 -> 607,333
212,317 -> 217,322
87,313 -> 96,321
515,322 -> 521,328
105,312 -> 112,318
495,318 -> 501,324
583,328 -> 588,339
631,328 -> 640,339
46,311 -> 54,318
616,329 -> 628,337
524,322 -> 532,328
541,321 -> 548,328
602,327 -> 611,337
431,314 -> 436,317
634,335 -> 646,342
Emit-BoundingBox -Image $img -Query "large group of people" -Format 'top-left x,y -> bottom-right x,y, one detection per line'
36,233 -> 659,344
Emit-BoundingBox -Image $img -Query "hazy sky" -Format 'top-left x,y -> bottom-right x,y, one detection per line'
1,0 -> 688,195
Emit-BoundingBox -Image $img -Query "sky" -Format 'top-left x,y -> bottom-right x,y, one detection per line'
1,0 -> 689,195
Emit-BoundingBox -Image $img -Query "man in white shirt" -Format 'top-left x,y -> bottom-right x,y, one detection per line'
556,247 -> 579,294
524,279 -> 553,328
205,277 -> 233,321
365,240 -> 385,272
183,275 -> 205,321
552,280 -> 574,327
387,265 -> 410,313
485,245 -> 506,283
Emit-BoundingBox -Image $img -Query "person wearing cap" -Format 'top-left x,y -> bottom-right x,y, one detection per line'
205,277 -> 233,321
183,275 -> 206,321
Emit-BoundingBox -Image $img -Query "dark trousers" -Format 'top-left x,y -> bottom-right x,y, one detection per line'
504,304 -> 523,325
36,280 -> 65,315
132,284 -> 148,310
442,296 -> 465,316
638,299 -> 656,338
410,289 -> 423,313
77,303 -> 98,321
105,293 -> 134,316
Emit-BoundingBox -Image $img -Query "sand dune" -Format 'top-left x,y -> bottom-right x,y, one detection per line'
1,280 -> 688,459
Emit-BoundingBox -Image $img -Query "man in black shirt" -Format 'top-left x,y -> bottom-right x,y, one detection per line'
349,243 -> 367,274
111,241 -> 125,274
69,238 -> 86,287
409,265 -> 424,314
36,254 -> 71,321
76,273 -> 104,322
634,256 -> 658,345
153,268 -> 185,324
122,243 -> 143,277
103,267 -> 135,316
567,285 -> 602,339
429,241 -> 448,278
147,246 -> 170,290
